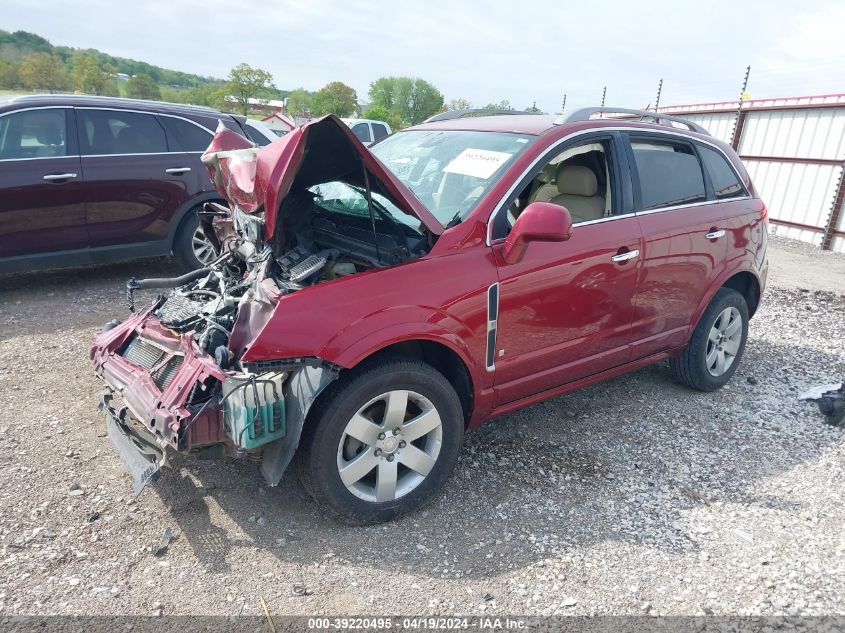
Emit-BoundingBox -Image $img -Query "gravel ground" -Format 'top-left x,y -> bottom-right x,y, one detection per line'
0,236 -> 843,618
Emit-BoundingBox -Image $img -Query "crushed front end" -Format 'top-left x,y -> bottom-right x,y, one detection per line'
90,115 -> 438,495
90,257 -> 340,494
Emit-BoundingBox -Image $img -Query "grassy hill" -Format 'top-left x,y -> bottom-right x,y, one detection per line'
0,29 -> 221,88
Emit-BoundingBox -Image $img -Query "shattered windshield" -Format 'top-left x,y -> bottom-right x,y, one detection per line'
310,181 -> 423,233
370,130 -> 534,227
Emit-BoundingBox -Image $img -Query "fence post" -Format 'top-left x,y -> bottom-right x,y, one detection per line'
730,65 -> 751,150
822,161 -> 845,251
732,110 -> 747,151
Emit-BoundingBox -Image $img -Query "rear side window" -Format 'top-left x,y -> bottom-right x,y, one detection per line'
371,123 -> 389,141
350,122 -> 371,143
699,145 -> 745,199
160,116 -> 213,152
77,109 -> 167,155
631,139 -> 706,210
0,108 -> 67,159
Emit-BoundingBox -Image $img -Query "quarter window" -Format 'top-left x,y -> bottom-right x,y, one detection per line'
160,116 -> 213,152
77,109 -> 167,155
0,108 -> 67,159
631,139 -> 706,210
699,145 -> 745,199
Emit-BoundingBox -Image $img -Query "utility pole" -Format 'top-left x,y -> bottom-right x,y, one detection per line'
601,86 -> 606,107
654,78 -> 663,111
731,65 -> 751,149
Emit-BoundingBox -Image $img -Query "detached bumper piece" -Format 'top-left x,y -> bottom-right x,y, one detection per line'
99,393 -> 165,495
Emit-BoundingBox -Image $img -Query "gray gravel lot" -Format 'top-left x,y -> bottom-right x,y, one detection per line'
0,235 -> 843,617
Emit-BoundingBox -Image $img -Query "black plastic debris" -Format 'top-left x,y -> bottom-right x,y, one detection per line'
818,385 -> 845,427
799,382 -> 845,427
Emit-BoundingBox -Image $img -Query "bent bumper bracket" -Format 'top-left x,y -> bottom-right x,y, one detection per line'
99,393 -> 166,496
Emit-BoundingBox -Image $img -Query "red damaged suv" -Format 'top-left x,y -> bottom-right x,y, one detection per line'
90,108 -> 768,523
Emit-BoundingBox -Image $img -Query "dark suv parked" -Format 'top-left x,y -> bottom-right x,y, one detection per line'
0,94 -> 249,273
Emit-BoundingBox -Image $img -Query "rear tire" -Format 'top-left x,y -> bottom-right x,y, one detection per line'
173,209 -> 216,271
297,358 -> 464,525
670,288 -> 749,392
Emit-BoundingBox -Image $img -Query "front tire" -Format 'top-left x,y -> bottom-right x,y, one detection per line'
670,287 -> 749,391
297,358 -> 464,524
173,210 -> 217,271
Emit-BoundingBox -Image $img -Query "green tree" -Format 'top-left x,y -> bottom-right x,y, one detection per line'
18,53 -> 69,92
226,63 -> 274,115
311,81 -> 358,117
363,104 -> 403,131
286,88 -> 312,116
524,101 -> 543,113
125,73 -> 161,100
368,76 -> 401,112
368,76 -> 444,126
447,98 -> 473,111
71,53 -> 118,96
362,104 -> 390,122
0,58 -> 17,88
483,99 -> 512,111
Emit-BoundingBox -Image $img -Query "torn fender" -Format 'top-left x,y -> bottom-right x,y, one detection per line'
260,362 -> 339,486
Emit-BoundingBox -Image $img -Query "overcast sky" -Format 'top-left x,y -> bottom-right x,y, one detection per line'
5,0 -> 844,112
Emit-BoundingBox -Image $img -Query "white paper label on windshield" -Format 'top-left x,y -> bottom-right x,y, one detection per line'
443,148 -> 512,179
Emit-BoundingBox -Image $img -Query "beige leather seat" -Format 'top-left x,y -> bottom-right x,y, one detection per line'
549,165 -> 605,224
530,163 -> 559,203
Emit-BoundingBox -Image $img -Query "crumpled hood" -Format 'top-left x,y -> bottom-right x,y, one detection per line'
201,115 -> 443,241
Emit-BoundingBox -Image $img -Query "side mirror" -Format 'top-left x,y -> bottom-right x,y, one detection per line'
502,202 -> 573,264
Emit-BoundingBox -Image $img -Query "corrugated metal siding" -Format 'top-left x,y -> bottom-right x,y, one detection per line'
745,161 -> 842,230
739,108 -> 845,160
681,113 -> 736,143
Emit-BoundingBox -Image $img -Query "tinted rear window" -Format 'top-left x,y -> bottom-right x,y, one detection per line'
632,140 -> 706,210
699,145 -> 745,199
78,109 -> 167,155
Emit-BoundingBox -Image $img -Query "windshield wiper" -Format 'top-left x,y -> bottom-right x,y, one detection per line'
445,211 -> 463,228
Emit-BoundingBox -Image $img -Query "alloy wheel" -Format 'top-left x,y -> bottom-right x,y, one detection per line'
191,226 -> 217,265
706,306 -> 742,376
336,390 -> 443,503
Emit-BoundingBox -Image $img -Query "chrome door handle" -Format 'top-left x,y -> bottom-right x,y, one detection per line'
705,229 -> 725,239
43,173 -> 77,181
165,167 -> 191,174
611,249 -> 639,262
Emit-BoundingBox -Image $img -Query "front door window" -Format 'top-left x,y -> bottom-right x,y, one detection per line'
0,108 -> 67,159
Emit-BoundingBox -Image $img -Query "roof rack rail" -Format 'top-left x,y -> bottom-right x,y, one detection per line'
424,108 -> 539,123
10,93 -> 222,114
559,106 -> 710,135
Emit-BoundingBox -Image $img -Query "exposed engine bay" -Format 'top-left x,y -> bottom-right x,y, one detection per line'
132,188 -> 430,363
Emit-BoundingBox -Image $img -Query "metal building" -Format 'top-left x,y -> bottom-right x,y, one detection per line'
657,94 -> 845,253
